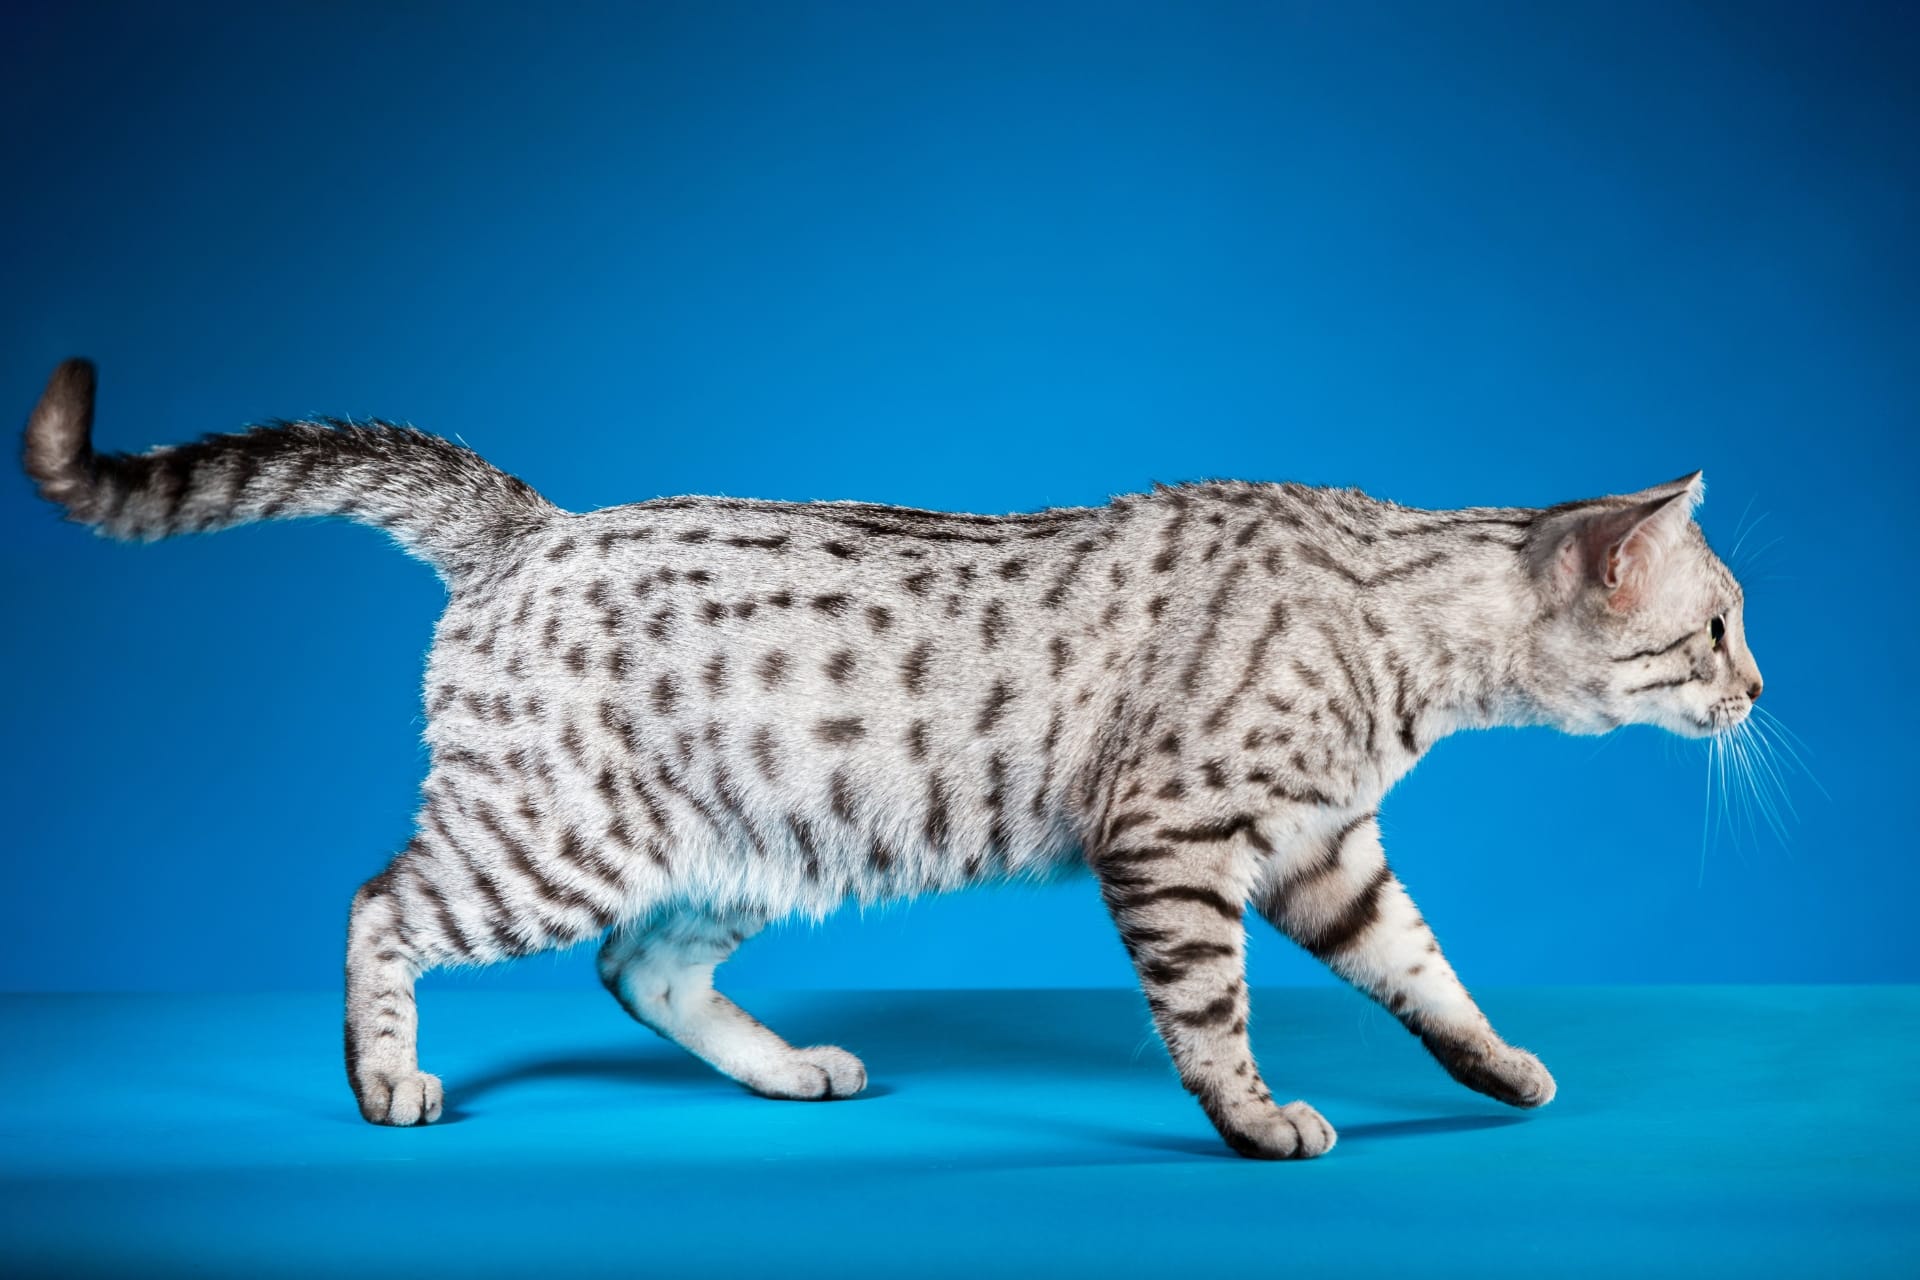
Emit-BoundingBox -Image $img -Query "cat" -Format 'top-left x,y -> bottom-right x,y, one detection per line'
21,358 -> 1763,1159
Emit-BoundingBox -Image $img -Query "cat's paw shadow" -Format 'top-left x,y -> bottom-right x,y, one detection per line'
454,1049 -> 710,1101
1336,1113 -> 1529,1140
449,1049 -> 897,1111
1010,1110 -> 1527,1164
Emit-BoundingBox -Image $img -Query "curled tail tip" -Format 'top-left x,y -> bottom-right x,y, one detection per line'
23,358 -> 100,517
19,362 -> 548,565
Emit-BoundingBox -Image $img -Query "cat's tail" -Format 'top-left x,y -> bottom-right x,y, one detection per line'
21,359 -> 557,579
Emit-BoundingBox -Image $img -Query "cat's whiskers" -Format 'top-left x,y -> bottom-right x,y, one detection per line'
1699,732 -> 1720,887
1729,725 -> 1775,847
1727,494 -> 1760,550
1703,713 -> 1801,864
1715,725 -> 1737,845
1740,718 -> 1802,827
1728,506 -> 1770,567
1751,704 -> 1831,801
1736,535 -> 1787,578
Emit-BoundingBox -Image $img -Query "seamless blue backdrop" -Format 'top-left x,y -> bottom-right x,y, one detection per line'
2,0 -> 1913,992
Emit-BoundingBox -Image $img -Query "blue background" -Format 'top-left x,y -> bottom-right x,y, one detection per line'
3,0 -> 1913,993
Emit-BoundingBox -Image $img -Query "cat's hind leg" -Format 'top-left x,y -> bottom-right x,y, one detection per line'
344,846 -> 450,1126
1254,814 -> 1555,1108
597,912 -> 866,1100
346,807 -> 630,1125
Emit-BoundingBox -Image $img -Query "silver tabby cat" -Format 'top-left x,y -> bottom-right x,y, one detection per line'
23,359 -> 1762,1159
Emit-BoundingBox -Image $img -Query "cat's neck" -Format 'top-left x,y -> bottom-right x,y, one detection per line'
1176,482 -> 1551,747
1364,507 -> 1547,744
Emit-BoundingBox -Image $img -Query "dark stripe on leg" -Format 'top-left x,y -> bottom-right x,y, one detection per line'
1298,866 -> 1394,958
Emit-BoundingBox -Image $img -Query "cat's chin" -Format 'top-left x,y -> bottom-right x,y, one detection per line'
1670,711 -> 1743,740
1614,707 -> 1719,739
1703,704 -> 1754,736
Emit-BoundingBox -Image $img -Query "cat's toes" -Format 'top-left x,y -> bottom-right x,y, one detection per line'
798,1045 -> 868,1098
1423,1030 -> 1556,1109
744,1046 -> 868,1101
356,1069 -> 445,1126
1486,1046 -> 1556,1108
1221,1101 -> 1338,1160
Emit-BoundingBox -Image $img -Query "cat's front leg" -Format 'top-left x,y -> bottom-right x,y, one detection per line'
1092,826 -> 1336,1160
1254,814 -> 1555,1109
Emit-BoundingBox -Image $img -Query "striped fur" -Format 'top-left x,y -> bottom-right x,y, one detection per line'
22,360 -> 1764,1158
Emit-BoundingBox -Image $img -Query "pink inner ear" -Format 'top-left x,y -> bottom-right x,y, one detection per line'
1606,537 -> 1650,609
1576,491 -> 1693,609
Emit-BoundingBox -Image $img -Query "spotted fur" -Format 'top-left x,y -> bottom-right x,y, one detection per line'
21,360 -> 1763,1157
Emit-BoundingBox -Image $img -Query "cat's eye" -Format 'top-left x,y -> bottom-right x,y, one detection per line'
1709,615 -> 1725,649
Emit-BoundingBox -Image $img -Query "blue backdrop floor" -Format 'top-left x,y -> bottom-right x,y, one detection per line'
1,986 -> 1913,1278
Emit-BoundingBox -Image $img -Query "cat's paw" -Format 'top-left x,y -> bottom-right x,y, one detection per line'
1423,1031 -> 1557,1109
798,1045 -> 868,1098
355,1069 -> 445,1126
1220,1100 -> 1338,1160
744,1046 -> 868,1101
1483,1045 -> 1556,1108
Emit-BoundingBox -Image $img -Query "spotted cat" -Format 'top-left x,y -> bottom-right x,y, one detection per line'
21,359 -> 1762,1158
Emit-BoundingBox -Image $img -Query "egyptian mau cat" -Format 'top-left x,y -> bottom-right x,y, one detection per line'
22,359 -> 1762,1159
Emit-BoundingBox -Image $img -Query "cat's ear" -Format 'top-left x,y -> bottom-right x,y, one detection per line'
1543,472 -> 1703,609
1628,471 -> 1708,505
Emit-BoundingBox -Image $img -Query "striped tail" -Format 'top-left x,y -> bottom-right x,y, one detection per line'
21,359 -> 556,579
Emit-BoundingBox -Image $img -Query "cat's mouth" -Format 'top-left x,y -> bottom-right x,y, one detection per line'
1701,700 -> 1753,735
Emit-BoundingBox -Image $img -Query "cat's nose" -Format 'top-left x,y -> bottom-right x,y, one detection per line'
1747,680 -> 1763,702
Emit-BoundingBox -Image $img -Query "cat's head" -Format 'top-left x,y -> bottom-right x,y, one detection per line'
1519,472 -> 1761,738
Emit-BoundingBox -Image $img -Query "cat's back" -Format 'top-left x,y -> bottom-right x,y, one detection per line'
490,492 -> 1116,670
